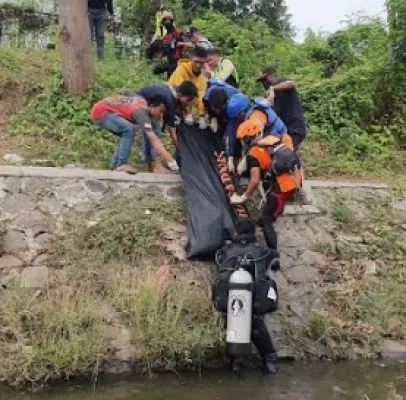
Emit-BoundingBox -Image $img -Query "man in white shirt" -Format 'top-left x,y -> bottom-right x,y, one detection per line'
206,48 -> 239,88
186,26 -> 213,50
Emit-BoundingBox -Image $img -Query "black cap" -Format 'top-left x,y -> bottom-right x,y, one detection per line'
186,26 -> 198,37
256,65 -> 277,82
177,81 -> 198,99
208,88 -> 228,109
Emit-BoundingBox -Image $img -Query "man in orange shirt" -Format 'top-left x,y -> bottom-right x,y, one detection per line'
230,122 -> 303,261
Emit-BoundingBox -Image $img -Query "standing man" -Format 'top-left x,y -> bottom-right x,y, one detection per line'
88,0 -> 113,60
257,65 -> 307,150
168,47 -> 209,128
206,48 -> 239,88
160,11 -> 188,78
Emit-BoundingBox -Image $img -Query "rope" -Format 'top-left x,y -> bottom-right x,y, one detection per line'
214,151 -> 249,219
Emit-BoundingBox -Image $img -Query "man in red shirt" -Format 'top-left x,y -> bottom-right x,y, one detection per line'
90,94 -> 179,174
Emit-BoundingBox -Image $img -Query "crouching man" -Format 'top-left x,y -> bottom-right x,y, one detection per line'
90,94 -> 179,174
213,218 -> 279,376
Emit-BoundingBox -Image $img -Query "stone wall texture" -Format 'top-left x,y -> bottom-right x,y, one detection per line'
0,166 -> 405,364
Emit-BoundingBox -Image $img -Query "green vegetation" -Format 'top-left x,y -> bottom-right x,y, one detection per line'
332,196 -> 353,224
304,313 -> 332,341
59,189 -> 183,263
2,47 -> 160,168
108,267 -> 222,373
299,195 -> 405,359
1,8 -> 404,177
0,283 -> 108,388
0,191 -> 220,388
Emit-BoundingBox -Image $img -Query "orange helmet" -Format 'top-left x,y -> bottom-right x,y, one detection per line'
236,119 -> 264,140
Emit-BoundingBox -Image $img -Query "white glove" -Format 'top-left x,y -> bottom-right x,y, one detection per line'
167,159 -> 180,172
237,156 -> 247,176
174,115 -> 181,126
184,114 -> 194,126
198,116 -> 208,130
227,156 -> 235,173
230,193 -> 247,205
210,117 -> 219,133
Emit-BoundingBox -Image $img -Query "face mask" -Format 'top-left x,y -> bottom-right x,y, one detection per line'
163,21 -> 174,29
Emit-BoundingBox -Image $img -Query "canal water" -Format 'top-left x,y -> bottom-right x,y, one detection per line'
0,361 -> 405,399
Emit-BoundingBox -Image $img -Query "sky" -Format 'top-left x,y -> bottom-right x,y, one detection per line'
286,0 -> 387,41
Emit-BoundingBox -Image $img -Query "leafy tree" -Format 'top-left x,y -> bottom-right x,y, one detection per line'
387,0 -> 406,101
181,0 -> 291,34
252,0 -> 292,34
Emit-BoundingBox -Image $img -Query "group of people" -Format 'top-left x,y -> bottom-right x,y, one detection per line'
90,51 -> 306,250
147,10 -> 239,85
89,5 -> 308,377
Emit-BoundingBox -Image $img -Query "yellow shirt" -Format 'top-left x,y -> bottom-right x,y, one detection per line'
168,60 -> 207,116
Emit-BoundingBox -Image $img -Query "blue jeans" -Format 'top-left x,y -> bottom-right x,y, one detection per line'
141,121 -> 161,163
88,8 -> 107,60
95,113 -> 134,169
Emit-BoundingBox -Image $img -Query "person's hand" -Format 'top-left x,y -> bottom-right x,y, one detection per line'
198,116 -> 208,130
237,156 -> 247,175
184,114 -> 194,126
227,156 -> 235,173
230,193 -> 247,205
167,159 -> 180,172
210,117 -> 218,133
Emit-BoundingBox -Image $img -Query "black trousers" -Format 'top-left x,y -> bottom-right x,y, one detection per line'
252,314 -> 277,357
222,314 -> 276,357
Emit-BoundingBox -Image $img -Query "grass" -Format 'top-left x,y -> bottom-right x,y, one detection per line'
108,265 -> 223,373
0,282 -> 109,389
357,273 -> 406,339
4,46 -> 162,169
332,196 -> 353,224
299,195 -> 406,359
57,189 -> 183,264
304,313 -> 332,341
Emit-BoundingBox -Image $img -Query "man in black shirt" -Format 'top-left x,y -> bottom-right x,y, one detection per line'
257,65 -> 307,150
88,0 -> 114,60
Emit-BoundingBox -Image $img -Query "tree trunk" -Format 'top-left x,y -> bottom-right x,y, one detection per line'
59,0 -> 93,94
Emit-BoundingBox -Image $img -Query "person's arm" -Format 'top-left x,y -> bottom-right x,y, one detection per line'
230,162 -> 261,204
131,109 -> 175,164
244,166 -> 261,198
272,80 -> 296,91
106,0 -> 114,15
168,126 -> 177,147
216,59 -> 235,82
225,119 -> 237,156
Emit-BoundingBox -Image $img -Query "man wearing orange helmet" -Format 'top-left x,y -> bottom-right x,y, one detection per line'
229,124 -> 303,257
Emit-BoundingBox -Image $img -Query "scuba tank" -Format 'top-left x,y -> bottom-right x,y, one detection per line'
226,265 -> 253,358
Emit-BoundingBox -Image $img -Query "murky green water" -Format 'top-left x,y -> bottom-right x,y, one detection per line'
1,362 -> 405,400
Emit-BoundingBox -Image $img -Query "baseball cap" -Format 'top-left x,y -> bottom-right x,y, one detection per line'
256,65 -> 277,82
